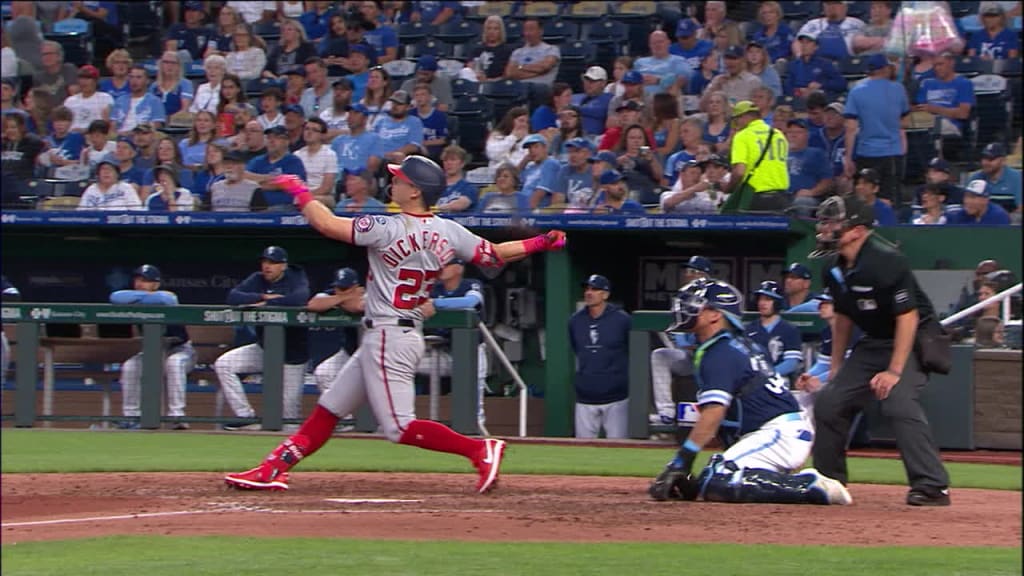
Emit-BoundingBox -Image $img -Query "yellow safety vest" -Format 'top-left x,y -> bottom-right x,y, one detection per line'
730,119 -> 789,193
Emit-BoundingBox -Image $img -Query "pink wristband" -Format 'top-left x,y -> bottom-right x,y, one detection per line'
522,235 -> 548,255
294,191 -> 315,210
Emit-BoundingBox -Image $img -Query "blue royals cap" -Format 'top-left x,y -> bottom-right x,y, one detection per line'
787,118 -> 809,130
927,157 -> 950,172
583,274 -> 611,291
866,53 -> 891,72
521,134 -> 548,148
282,104 -> 305,116
183,1 -> 205,12
261,245 -> 289,263
329,267 -> 359,289
133,264 -> 161,282
349,43 -> 373,56
785,262 -> 813,280
622,70 -> 643,85
676,18 -> 698,38
417,55 -> 439,71
347,102 -> 371,115
599,169 -> 625,185
565,137 -> 595,152
587,150 -> 618,166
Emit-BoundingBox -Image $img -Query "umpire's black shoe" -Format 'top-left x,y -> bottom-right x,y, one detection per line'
906,487 -> 951,506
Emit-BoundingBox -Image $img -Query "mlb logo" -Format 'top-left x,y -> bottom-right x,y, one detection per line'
676,402 -> 700,426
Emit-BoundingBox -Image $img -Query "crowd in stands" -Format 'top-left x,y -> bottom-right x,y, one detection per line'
0,0 -> 1021,225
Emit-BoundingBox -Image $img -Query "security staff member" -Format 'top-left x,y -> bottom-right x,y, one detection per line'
723,100 -> 790,213
810,194 -> 950,506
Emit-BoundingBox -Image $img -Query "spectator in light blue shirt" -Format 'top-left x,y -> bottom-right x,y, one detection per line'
571,67 -> 614,138
670,19 -> 713,70
110,66 -> 167,135
373,90 -> 424,163
633,30 -> 693,96
787,119 -> 833,216
330,103 -> 382,175
519,134 -> 563,209
479,162 -> 531,214
969,142 -> 1022,214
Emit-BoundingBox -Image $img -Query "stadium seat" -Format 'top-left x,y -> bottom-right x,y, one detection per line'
185,62 -> 207,80
449,95 -> 493,160
994,58 -> 1022,77
615,1 -> 657,16
466,1 -> 515,20
542,19 -> 579,44
408,38 -> 455,59
398,21 -> 435,45
556,41 -> 597,92
563,1 -> 608,23
522,1 -> 561,17
245,77 -> 280,98
779,1 -> 820,21
504,20 -> 523,43
436,58 -> 463,79
949,1 -> 979,18
838,56 -> 869,79
479,79 -> 528,121
584,18 -> 628,49
434,20 -> 480,45
383,58 -> 417,83
970,74 -> 1011,149
119,1 -> 162,42
45,22 -> 93,68
954,55 -> 993,77
451,78 -> 480,98
253,21 -> 281,43
845,1 -> 869,19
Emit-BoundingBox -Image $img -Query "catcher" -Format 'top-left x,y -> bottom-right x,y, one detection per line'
648,278 -> 852,505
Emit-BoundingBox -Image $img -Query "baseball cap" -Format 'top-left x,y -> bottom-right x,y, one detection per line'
825,102 -> 845,115
731,100 -> 759,118
261,245 -> 289,263
78,64 -> 100,79
965,179 -> 990,197
132,122 -> 155,133
587,150 -> 618,166
344,166 -> 369,178
866,53 -> 891,72
981,142 -> 1007,159
565,137 -> 595,151
980,1 -> 1005,15
347,102 -> 371,115
0,78 -> 16,89
388,90 -> 411,105
622,70 -> 643,85
700,154 -> 729,168
96,159 -> 121,175
183,0 -> 205,12
746,39 -> 764,49
598,169 -> 624,185
582,66 -> 608,81
133,264 -> 162,282
152,163 -> 179,185
855,167 -> 880,185
223,150 -> 247,163
785,262 -> 813,280
683,255 -> 713,274
582,274 -> 611,291
332,77 -> 353,89
329,267 -> 360,289
787,118 -> 809,130
723,45 -> 745,59
282,104 -> 305,116
264,125 -> 289,137
797,31 -> 818,42
616,100 -> 643,112
416,55 -> 438,71
927,157 -> 950,172
521,134 -> 547,148
676,18 -> 698,38
115,135 -> 137,151
349,43 -> 373,56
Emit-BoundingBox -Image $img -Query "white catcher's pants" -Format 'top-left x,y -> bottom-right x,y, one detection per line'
121,343 -> 197,417
317,325 -> 423,442
214,343 -> 306,419
416,343 -> 489,424
650,347 -> 693,418
721,412 -> 814,473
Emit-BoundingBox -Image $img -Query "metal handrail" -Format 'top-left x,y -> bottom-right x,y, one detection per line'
941,283 -> 1022,327
478,322 -> 528,438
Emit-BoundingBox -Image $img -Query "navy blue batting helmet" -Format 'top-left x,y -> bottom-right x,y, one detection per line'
754,280 -> 784,301
667,278 -> 744,333
133,264 -> 161,282
329,267 -> 360,289
261,246 -> 288,263
683,255 -> 713,275
387,155 -> 446,207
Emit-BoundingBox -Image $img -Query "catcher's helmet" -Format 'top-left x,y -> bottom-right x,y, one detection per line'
329,267 -> 360,289
666,278 -> 744,333
683,255 -> 713,275
809,194 -> 875,259
133,264 -> 162,282
387,155 -> 446,207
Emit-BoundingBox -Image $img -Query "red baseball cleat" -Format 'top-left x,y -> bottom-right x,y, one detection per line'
475,438 -> 506,494
224,464 -> 289,491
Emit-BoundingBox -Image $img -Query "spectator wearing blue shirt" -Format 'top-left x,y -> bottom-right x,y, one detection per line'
634,30 -> 693,96
686,50 -> 721,96
671,19 -> 714,70
335,168 -> 387,212
99,50 -> 134,101
404,1 -> 460,26
330,103 -> 382,175
299,2 -> 337,42
410,83 -> 448,161
969,142 -> 1022,214
571,67 -> 614,138
967,3 -> 1020,60
786,119 -> 833,216
244,125 -> 308,210
813,102 -> 847,178
519,134 -> 563,209
555,138 -> 598,212
947,179 -> 1012,225
913,52 -> 975,138
359,1 -> 398,64
784,32 -> 847,98
373,90 -> 425,164
150,52 -> 196,118
479,162 -> 531,213
748,2 -> 794,62
113,136 -> 146,192
41,106 -> 85,173
165,2 -> 214,62
436,144 -> 479,212
531,82 -> 572,136
663,117 -> 705,185
853,168 -> 897,226
595,170 -> 646,214
111,66 -> 168,135
792,1 -> 865,62
842,54 -> 908,205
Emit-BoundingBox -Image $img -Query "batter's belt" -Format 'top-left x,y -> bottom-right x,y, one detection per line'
363,318 -> 418,329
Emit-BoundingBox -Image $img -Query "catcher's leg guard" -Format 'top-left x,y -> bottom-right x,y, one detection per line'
698,458 -> 829,505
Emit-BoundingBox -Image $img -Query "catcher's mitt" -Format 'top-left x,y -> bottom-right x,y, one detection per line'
648,465 -> 699,501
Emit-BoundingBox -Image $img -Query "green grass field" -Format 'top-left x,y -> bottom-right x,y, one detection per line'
2,430 -> 1020,576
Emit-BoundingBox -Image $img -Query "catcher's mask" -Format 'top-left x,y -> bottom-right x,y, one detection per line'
666,278 -> 745,333
809,194 -> 875,259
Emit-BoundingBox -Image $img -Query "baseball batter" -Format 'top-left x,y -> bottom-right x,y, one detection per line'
648,278 -> 851,505
224,155 -> 566,493
110,265 -> 195,429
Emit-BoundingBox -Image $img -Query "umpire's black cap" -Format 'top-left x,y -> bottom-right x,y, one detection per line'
133,264 -> 162,282
329,267 -> 360,289
387,155 -> 446,207
261,246 -> 289,263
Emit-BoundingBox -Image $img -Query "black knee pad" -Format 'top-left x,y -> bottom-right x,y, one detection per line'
697,457 -> 828,505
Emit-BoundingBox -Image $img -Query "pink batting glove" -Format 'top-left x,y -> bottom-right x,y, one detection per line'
545,230 -> 567,250
270,174 -> 314,209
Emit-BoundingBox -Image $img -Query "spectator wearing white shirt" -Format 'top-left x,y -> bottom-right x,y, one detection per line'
660,158 -> 720,214
64,65 -> 114,133
80,119 -> 116,175
793,1 -> 865,61
78,160 -> 143,210
505,18 -> 560,86
190,54 -> 227,114
294,117 -> 339,208
299,57 -> 332,119
485,106 -> 530,170
225,23 -> 268,80
228,1 -> 277,25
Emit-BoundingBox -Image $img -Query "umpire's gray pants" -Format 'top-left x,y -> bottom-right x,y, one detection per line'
812,338 -> 949,492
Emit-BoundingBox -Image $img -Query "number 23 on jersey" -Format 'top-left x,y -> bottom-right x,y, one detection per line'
393,268 -> 439,309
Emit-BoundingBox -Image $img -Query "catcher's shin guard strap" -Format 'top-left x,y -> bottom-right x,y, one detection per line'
699,463 -> 828,505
